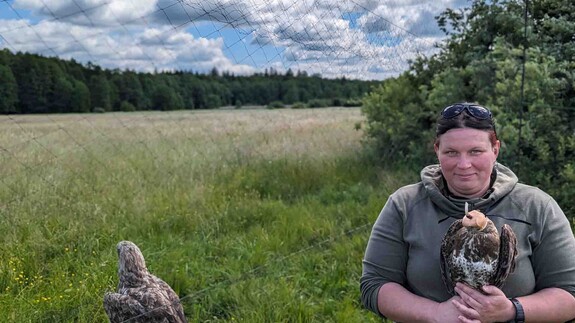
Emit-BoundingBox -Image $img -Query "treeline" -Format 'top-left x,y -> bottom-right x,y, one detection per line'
362,0 -> 575,218
0,49 -> 378,114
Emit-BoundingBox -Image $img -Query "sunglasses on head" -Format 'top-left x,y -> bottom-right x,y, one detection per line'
441,103 -> 492,120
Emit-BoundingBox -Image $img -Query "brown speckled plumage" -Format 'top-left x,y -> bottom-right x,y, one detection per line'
440,212 -> 517,295
103,241 -> 187,323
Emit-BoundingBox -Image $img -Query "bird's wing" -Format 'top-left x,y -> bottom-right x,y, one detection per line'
152,276 -> 188,323
103,292 -> 147,323
440,219 -> 463,296
490,224 -> 518,288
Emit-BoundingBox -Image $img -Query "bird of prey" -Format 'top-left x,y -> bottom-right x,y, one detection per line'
103,241 -> 187,323
440,204 -> 518,295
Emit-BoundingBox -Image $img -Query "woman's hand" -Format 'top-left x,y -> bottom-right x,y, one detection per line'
433,295 -> 470,323
452,283 -> 515,323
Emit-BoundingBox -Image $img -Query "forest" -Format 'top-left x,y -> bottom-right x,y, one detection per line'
0,49 -> 377,114
362,0 -> 575,218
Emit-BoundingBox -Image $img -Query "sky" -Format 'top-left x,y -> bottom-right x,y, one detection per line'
0,0 -> 469,80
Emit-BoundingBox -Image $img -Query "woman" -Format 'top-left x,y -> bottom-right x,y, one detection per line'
360,103 -> 575,322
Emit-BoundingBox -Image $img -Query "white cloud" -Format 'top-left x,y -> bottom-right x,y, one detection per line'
0,0 -> 468,79
0,18 -> 254,74
13,0 -> 158,26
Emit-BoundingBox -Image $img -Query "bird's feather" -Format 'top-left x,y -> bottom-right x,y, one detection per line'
490,224 -> 518,288
440,214 -> 517,295
103,241 -> 187,323
440,219 -> 463,295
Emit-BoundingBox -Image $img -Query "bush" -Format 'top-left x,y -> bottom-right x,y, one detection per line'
290,102 -> 307,109
307,99 -> 330,108
119,101 -> 136,112
205,94 -> 222,109
266,101 -> 285,109
92,107 -> 106,113
361,75 -> 434,168
343,99 -> 362,107
331,97 -> 345,106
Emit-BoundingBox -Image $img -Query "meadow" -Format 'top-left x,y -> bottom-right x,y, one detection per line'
0,107 -> 412,322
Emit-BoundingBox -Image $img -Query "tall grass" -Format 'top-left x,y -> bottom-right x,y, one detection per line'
0,108 -> 412,322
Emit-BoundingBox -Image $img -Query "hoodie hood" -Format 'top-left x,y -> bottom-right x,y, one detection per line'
421,162 -> 518,217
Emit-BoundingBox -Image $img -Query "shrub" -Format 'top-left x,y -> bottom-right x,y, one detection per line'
291,102 -> 306,109
361,75 -> 434,168
266,101 -> 285,109
307,99 -> 330,108
331,97 -> 345,106
119,101 -> 136,112
343,99 -> 362,107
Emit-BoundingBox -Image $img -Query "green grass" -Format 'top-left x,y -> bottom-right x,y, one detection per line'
0,108 -> 411,322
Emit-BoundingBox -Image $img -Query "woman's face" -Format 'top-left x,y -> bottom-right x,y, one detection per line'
434,128 -> 500,198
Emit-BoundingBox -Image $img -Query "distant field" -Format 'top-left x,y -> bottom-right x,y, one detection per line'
0,108 -> 407,322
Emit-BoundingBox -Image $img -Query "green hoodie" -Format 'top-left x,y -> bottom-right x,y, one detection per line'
360,163 -> 575,316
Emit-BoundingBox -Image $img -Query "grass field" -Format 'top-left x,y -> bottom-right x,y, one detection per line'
0,108 -> 412,322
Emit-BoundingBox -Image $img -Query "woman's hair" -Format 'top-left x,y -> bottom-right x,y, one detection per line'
435,103 -> 498,146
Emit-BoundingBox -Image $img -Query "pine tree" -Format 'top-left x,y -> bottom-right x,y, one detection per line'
0,64 -> 19,113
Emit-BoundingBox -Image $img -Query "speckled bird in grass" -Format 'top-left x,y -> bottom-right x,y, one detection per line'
440,204 -> 518,295
103,241 -> 187,323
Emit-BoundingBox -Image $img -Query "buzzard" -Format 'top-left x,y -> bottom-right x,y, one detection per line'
103,241 -> 187,323
440,204 -> 518,295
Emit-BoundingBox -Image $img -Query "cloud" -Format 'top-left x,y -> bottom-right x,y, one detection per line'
152,0 -> 257,28
0,17 -> 255,75
1,0 -> 467,79
13,0 -> 158,26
